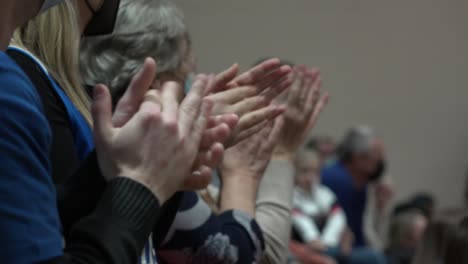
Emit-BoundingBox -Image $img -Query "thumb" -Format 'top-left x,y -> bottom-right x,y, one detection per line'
92,84 -> 114,142
113,57 -> 157,127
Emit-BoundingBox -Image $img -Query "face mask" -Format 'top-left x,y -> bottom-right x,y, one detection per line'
83,0 -> 121,36
39,0 -> 64,13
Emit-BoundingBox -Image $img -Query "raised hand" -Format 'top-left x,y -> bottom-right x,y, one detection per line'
92,75 -> 215,203
206,58 -> 292,147
107,58 -> 235,187
275,65 -> 329,157
219,117 -> 284,216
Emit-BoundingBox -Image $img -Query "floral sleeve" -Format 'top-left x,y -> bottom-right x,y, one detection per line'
156,191 -> 265,264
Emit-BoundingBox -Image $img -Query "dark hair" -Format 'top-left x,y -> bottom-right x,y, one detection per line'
393,193 -> 435,219
413,213 -> 468,264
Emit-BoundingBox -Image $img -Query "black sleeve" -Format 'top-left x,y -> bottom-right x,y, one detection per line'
43,177 -> 160,264
7,50 -> 80,185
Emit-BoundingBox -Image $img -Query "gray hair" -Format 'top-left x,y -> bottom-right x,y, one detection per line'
80,0 -> 188,100
337,125 -> 375,162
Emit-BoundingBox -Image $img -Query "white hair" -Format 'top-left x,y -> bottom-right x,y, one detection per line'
338,125 -> 376,161
80,0 -> 188,100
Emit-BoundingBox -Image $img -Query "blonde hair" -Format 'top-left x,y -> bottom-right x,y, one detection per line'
12,1 -> 92,125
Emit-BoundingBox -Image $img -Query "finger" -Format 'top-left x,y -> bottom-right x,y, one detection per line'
183,165 -> 213,190
288,66 -> 306,104
92,84 -> 114,141
142,89 -> 162,112
226,119 -> 270,148
161,82 -> 180,124
261,74 -> 294,103
179,75 -> 208,135
207,114 -> 239,129
228,96 -> 266,117
207,142 -> 224,168
190,98 -> 214,144
304,92 -> 329,137
200,123 -> 231,149
301,68 -> 320,106
267,117 -> 285,148
206,85 -> 258,104
256,65 -> 292,91
113,58 -> 157,127
304,75 -> 323,114
236,105 -> 285,133
208,64 -> 239,94
307,92 -> 329,131
228,58 -> 281,87
194,142 -> 225,168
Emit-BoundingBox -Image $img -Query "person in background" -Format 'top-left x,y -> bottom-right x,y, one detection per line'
321,126 -> 390,262
0,1 -> 220,263
306,135 -> 337,167
290,148 -> 347,264
385,210 -> 428,264
412,213 -> 468,264
393,193 -> 435,220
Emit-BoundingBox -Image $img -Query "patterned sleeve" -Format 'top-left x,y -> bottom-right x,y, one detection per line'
156,191 -> 264,264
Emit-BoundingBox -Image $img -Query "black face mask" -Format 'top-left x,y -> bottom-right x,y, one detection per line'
369,159 -> 386,182
83,0 -> 121,36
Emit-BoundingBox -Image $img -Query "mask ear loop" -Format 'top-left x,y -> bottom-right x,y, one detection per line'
84,0 -> 97,14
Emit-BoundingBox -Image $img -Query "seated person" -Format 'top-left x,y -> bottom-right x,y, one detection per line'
292,147 -> 386,264
386,210 -> 428,264
290,148 -> 346,264
321,126 -> 391,250
292,148 -> 347,250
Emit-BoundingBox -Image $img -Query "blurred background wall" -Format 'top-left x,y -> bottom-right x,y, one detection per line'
173,0 -> 468,208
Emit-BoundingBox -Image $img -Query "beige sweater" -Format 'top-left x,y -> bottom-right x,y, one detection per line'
205,160 -> 295,264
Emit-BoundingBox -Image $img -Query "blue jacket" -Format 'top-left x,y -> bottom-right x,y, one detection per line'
0,51 -> 62,263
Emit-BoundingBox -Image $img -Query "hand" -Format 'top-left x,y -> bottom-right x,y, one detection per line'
220,117 -> 284,182
339,228 -> 354,256
107,58 -> 235,188
92,74 -> 214,203
375,182 -> 394,212
218,117 -> 284,216
308,240 -> 327,252
206,59 -> 292,147
275,65 -> 329,157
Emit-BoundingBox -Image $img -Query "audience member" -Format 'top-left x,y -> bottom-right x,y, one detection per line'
0,1 -> 224,263
321,126 -> 390,262
306,135 -> 337,166
385,210 -> 428,264
413,213 -> 468,264
393,193 -> 435,220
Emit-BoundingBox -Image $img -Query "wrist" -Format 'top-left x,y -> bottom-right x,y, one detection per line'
118,173 -> 172,204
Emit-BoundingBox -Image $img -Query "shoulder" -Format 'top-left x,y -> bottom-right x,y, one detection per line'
6,48 -> 67,122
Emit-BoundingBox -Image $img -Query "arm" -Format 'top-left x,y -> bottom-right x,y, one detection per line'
364,181 -> 392,250
321,206 -> 346,248
0,59 -> 159,263
292,211 -> 321,243
255,159 -> 296,263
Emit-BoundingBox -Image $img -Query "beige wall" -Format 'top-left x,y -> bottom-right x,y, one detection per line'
173,0 -> 468,208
